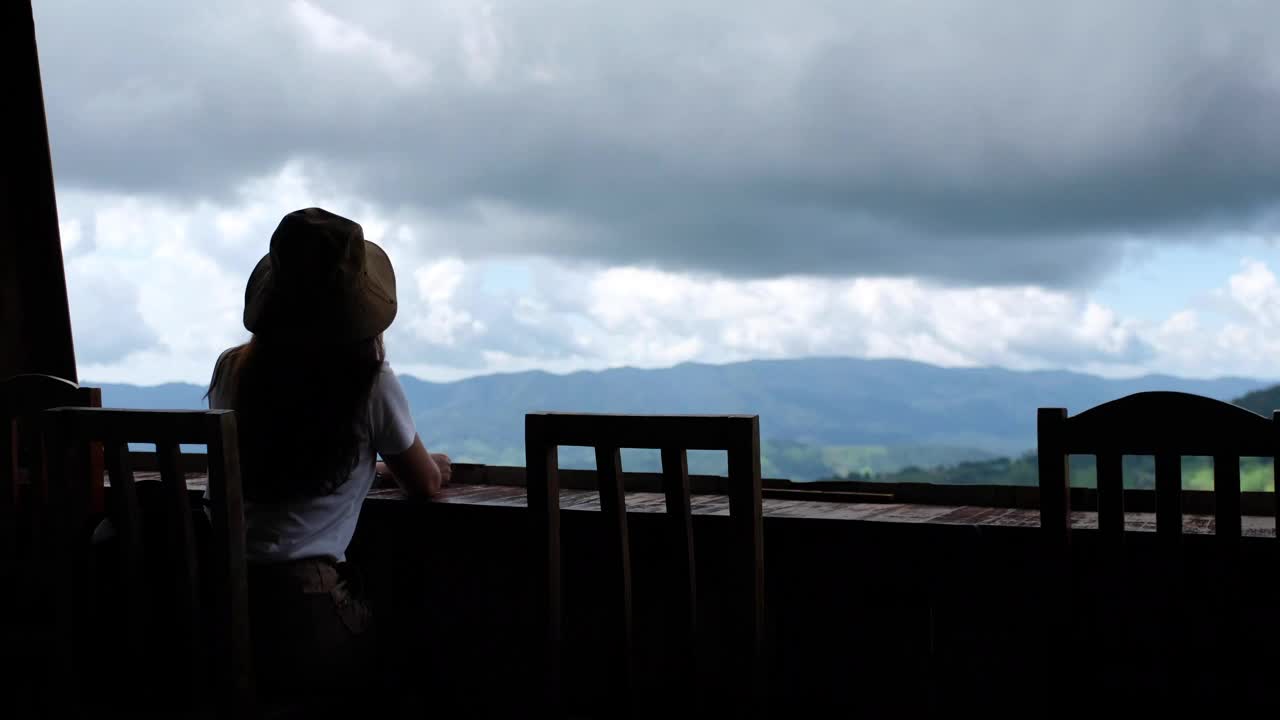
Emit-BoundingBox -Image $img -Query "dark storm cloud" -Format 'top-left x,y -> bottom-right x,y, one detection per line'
31,0 -> 1280,286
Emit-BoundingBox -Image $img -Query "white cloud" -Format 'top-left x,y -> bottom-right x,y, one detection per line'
57,217 -> 85,257
32,0 -> 1280,286
288,0 -> 431,87
63,257 -> 156,365
46,187 -> 1280,388
26,0 -> 1280,390
400,258 -> 486,346
1123,259 -> 1280,379
1225,259 -> 1280,328
578,270 -> 1148,371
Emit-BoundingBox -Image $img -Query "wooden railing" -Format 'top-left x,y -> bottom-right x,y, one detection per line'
121,451 -> 1280,516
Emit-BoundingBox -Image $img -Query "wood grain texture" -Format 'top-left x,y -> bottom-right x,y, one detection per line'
203,410 -> 253,717
1155,453 -> 1182,541
103,440 -> 145,673
1037,408 -> 1071,549
1064,391 -> 1272,456
1034,391 -> 1276,708
38,407 -> 252,717
660,445 -> 697,698
525,414 -> 562,713
158,440 -> 202,699
50,407 -> 233,444
525,412 -> 764,715
1213,455 -> 1242,543
595,445 -> 633,707
1095,452 -> 1124,543
0,0 -> 79,384
526,412 -> 759,451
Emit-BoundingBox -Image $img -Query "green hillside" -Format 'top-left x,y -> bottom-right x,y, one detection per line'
862,453 -> 1275,491
453,441 -> 996,480
1232,384 -> 1280,417
91,358 -> 1273,483
854,384 -> 1280,489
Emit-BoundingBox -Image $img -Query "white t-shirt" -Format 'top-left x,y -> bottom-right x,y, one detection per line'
208,354 -> 418,563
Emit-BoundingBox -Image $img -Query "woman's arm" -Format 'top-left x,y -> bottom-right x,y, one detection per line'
379,434 -> 452,498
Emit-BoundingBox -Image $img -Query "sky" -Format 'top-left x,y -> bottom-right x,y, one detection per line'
29,0 -> 1280,385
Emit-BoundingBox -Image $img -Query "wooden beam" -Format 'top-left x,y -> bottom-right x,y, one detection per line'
0,0 -> 77,382
526,412 -> 758,451
44,408 -> 234,444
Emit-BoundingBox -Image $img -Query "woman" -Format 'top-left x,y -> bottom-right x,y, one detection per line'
206,207 -> 450,700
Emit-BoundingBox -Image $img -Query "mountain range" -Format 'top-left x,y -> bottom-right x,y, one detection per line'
89,357 -> 1273,481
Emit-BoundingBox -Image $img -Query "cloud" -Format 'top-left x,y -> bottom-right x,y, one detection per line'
288,0 -> 430,85
29,1 -> 1280,386
1224,260 -> 1280,328
31,0 -> 1280,286
51,187 -> 1280,390
57,185 -> 1161,384
1130,260 -> 1280,380
63,258 -> 156,365
576,268 -> 1153,371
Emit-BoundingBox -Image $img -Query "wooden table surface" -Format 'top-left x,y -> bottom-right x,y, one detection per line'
136,471 -> 1280,537
383,482 -> 1280,537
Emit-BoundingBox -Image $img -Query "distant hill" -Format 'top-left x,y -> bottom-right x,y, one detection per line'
89,356 -> 1271,481
1231,384 -> 1280,416
863,452 -> 1277,491
863,382 -> 1280,488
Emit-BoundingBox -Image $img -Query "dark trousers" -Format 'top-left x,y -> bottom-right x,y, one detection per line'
247,557 -> 378,705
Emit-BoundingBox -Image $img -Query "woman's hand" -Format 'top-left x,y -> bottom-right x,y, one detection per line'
382,435 -> 448,498
375,460 -> 396,488
431,453 -> 452,486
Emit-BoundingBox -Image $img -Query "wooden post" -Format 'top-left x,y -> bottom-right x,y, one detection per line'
205,411 -> 254,717
525,415 -> 562,713
726,416 -> 764,714
1036,409 -> 1071,551
594,446 -> 633,708
660,446 -> 697,702
1035,408 -> 1070,714
0,0 -> 78,382
1273,412 -> 1280,538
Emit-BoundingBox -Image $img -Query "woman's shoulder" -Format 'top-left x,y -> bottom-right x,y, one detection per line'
211,347 -> 242,381
368,360 -> 417,450
214,344 -> 251,372
213,346 -> 237,370
375,359 -> 400,383
369,360 -> 408,399
207,345 -> 248,408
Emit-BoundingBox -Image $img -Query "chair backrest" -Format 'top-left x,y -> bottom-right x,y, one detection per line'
1037,391 -> 1277,548
39,407 -> 252,717
525,412 -> 764,714
0,374 -> 100,575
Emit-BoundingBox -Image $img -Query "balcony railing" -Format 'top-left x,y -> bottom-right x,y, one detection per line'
118,451 -> 1280,536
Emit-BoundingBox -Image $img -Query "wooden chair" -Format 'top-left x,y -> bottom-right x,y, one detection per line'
38,407 -> 253,718
0,374 -> 101,714
0,374 -> 101,575
525,412 -> 764,716
1037,391 -> 1276,706
1038,391 -> 1276,549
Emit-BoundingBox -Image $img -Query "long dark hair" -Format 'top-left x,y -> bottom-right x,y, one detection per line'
206,334 -> 385,503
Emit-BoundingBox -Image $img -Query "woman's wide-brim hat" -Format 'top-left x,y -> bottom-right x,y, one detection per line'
243,208 -> 397,343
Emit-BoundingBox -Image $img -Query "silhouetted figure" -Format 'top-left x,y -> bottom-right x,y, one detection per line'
206,208 -> 451,708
